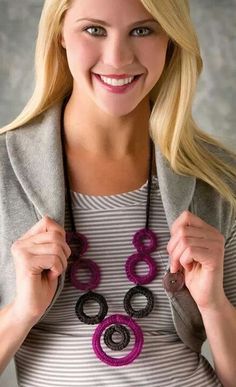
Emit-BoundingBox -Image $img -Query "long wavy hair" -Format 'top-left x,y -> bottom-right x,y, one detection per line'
1,0 -> 236,209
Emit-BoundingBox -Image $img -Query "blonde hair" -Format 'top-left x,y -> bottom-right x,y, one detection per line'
1,0 -> 236,209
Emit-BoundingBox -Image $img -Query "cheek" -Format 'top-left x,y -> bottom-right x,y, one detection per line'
139,39 -> 168,80
65,38 -> 99,75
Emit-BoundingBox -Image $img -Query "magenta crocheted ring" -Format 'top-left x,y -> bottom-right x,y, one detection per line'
133,228 -> 158,254
70,258 -> 101,291
125,253 -> 157,285
92,314 -> 143,366
66,231 -> 88,255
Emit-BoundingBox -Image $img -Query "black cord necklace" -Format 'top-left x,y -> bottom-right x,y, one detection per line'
60,97 -> 159,366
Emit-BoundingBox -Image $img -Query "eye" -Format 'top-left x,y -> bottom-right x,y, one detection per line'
82,25 -> 153,37
131,27 -> 153,37
83,26 -> 106,36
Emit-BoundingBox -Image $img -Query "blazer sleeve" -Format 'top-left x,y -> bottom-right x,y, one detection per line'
223,219 -> 236,307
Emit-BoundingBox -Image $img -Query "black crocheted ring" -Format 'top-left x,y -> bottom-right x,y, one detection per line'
124,285 -> 154,318
104,324 -> 131,351
75,291 -> 108,324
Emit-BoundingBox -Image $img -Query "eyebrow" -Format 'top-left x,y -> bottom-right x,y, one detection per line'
75,18 -> 159,27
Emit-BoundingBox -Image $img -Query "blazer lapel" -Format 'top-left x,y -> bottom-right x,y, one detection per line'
155,146 -> 196,228
6,101 -> 66,226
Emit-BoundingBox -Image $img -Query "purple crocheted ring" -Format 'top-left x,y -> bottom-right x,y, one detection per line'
92,314 -> 143,367
70,258 -> 101,291
66,231 -> 88,255
133,228 -> 158,254
125,253 -> 157,285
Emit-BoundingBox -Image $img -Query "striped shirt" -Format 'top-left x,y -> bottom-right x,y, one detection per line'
14,176 -> 236,386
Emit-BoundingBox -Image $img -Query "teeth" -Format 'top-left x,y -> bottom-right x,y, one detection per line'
99,75 -> 135,86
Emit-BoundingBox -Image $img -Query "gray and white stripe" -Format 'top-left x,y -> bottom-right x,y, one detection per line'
15,176 -> 234,386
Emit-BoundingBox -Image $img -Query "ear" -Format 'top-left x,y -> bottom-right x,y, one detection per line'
60,34 -> 66,49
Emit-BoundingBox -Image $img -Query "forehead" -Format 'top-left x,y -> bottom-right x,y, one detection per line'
67,0 -> 153,22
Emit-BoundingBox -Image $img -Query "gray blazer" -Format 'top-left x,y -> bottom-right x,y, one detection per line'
0,101 -> 235,353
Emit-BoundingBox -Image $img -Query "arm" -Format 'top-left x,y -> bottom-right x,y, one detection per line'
200,297 -> 236,387
0,302 -> 36,374
167,211 -> 236,387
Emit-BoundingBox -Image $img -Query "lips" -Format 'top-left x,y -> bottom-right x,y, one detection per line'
92,72 -> 142,94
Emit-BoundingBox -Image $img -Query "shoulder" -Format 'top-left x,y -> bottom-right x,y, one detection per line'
203,141 -> 236,170
0,101 -> 62,177
0,100 -> 62,139
193,142 -> 236,239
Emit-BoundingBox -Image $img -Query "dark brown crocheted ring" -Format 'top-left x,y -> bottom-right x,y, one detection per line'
123,285 -> 154,318
104,324 -> 131,351
75,291 -> 108,325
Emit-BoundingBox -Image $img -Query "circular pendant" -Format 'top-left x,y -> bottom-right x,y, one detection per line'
132,228 -> 158,254
124,285 -> 154,318
75,291 -> 108,324
93,314 -> 143,366
66,231 -> 88,255
70,258 -> 101,291
104,324 -> 130,351
162,271 -> 185,293
125,253 -> 157,285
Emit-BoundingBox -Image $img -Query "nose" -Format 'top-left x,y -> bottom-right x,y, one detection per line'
102,34 -> 135,69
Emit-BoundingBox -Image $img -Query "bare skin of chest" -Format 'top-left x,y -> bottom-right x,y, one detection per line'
66,150 -> 156,196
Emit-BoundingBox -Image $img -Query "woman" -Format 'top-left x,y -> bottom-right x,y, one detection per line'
0,0 -> 236,386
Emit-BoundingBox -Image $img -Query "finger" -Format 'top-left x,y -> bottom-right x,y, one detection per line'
170,237 -> 210,272
171,211 -> 218,236
171,238 -> 224,273
19,216 -> 66,240
167,229 -> 218,256
12,239 -> 68,275
26,243 -> 68,272
28,254 -> 66,279
179,247 -> 216,272
29,231 -> 71,258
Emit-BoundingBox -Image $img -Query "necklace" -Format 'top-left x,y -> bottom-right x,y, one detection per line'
60,97 -> 158,366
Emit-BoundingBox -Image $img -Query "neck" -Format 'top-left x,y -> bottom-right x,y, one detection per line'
62,93 -> 151,159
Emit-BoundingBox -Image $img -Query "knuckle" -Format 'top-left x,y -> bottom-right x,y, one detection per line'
181,237 -> 189,249
177,227 -> 187,239
186,246 -> 194,256
66,244 -> 71,257
50,231 -> 61,241
11,240 -> 22,254
51,243 -> 62,256
51,255 -> 60,267
182,210 -> 191,221
171,255 -> 177,263
44,217 -> 66,237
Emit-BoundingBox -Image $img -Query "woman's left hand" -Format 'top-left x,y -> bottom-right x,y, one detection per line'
167,210 -> 226,311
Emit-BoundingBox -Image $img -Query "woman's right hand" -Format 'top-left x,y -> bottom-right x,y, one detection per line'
10,216 -> 71,325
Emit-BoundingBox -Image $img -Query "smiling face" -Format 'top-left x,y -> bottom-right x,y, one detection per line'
61,0 -> 169,117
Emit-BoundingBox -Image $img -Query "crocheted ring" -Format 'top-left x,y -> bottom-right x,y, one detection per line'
124,285 -> 154,318
66,231 -> 88,255
125,253 -> 157,285
133,228 -> 158,254
75,291 -> 108,324
70,258 -> 101,291
93,314 -> 143,366
103,324 -> 130,351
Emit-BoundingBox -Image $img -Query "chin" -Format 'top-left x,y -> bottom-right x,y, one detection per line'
97,100 -> 141,118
